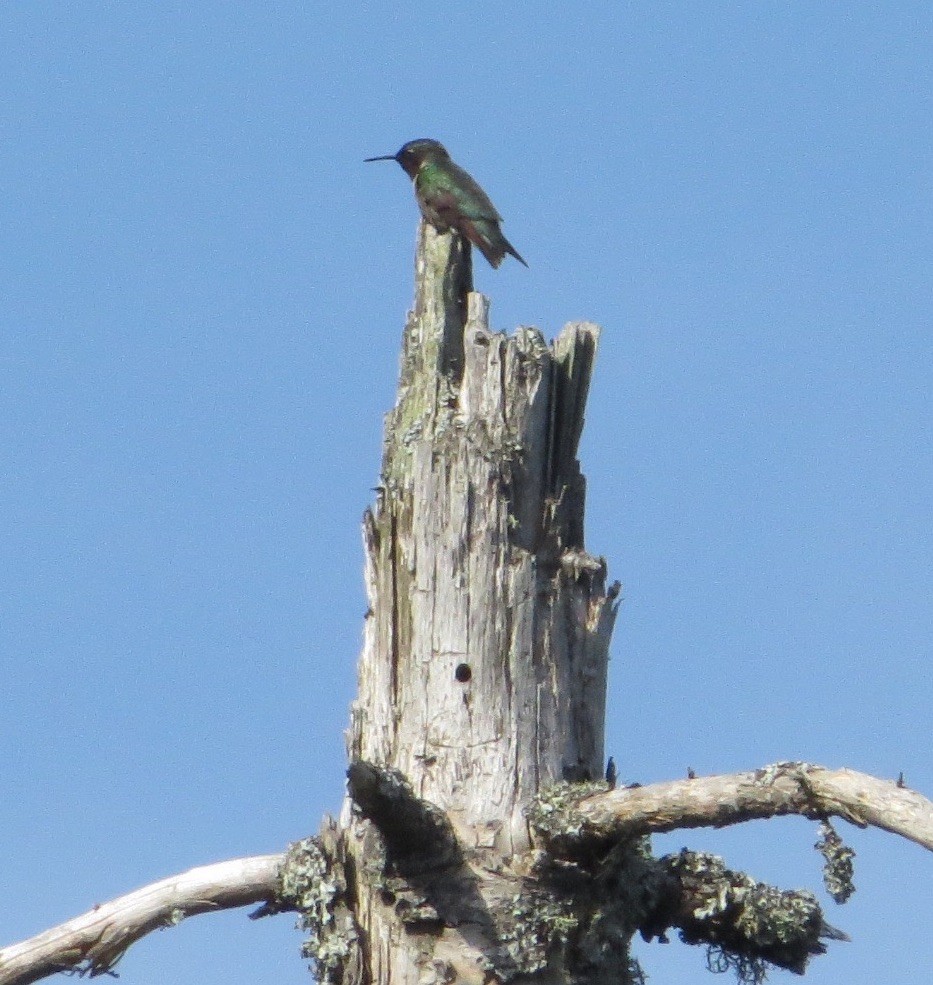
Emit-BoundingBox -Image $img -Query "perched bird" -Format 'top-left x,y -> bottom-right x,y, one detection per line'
365,139 -> 527,269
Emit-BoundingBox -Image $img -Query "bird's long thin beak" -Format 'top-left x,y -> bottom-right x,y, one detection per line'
364,154 -> 397,162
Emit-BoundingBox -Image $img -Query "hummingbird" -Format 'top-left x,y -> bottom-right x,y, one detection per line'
365,139 -> 528,269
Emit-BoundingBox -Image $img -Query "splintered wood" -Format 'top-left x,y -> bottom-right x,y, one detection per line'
347,223 -> 617,856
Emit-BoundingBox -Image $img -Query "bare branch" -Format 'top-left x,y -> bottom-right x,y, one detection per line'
6,765 -> 926,985
0,854 -> 284,985
531,763 -> 933,858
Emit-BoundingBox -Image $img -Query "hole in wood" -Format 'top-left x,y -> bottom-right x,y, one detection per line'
454,663 -> 472,683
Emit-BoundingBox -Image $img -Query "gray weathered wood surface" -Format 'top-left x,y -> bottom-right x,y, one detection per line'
341,222 -> 618,984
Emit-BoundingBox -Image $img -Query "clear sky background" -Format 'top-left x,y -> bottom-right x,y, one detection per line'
2,4 -> 930,984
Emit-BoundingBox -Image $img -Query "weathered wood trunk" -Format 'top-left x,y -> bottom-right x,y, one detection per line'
334,223 -> 620,985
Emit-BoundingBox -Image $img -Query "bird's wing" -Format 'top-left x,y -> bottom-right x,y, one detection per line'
418,162 -> 503,223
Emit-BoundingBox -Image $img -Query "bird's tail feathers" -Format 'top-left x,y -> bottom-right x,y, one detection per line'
462,218 -> 528,269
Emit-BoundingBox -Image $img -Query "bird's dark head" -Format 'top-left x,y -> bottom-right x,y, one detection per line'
365,138 -> 449,179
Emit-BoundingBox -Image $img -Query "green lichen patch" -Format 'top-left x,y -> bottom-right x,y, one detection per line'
664,849 -> 847,978
503,886 -> 580,975
815,821 -> 856,904
526,779 -> 612,846
496,842 -> 653,985
278,837 -> 358,985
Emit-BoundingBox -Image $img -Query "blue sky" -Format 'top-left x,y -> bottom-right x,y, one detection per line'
2,4 -> 930,983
